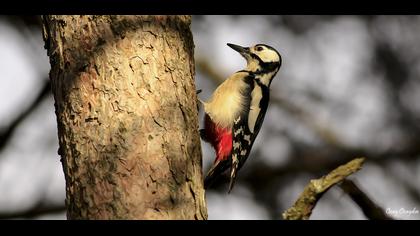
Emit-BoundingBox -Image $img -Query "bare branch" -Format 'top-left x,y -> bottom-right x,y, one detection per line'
340,179 -> 394,220
196,58 -> 224,84
282,157 -> 365,220
0,80 -> 51,151
0,203 -> 65,219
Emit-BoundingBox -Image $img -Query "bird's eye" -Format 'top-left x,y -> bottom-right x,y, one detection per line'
256,46 -> 264,51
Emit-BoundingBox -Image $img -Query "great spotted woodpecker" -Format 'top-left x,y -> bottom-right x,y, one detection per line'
200,43 -> 282,192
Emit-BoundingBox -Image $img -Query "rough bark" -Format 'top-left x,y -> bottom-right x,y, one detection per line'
42,15 -> 207,220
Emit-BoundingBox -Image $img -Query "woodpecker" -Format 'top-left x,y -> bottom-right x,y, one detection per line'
200,43 -> 282,192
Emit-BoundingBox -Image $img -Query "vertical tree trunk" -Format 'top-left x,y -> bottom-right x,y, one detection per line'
41,15 -> 207,220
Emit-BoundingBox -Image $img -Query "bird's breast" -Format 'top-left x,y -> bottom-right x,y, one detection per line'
204,73 -> 249,129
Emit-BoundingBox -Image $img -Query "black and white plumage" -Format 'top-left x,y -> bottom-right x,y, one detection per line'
201,43 -> 282,192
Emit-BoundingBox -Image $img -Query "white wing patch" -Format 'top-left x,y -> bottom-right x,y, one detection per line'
234,127 -> 243,136
244,135 -> 251,145
248,83 -> 262,133
233,141 -> 240,150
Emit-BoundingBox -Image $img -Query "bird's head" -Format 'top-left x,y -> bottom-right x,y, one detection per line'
227,43 -> 282,74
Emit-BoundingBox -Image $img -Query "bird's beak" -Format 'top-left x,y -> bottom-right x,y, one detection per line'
227,43 -> 249,55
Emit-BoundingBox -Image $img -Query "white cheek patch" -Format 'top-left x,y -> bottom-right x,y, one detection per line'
257,49 -> 280,63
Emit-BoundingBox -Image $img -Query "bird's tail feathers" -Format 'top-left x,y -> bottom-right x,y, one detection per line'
228,156 -> 240,193
204,160 -> 229,189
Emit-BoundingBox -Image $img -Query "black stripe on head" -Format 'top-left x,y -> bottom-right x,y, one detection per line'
249,53 -> 277,70
249,46 -> 282,73
258,61 -> 281,73
254,63 -> 280,87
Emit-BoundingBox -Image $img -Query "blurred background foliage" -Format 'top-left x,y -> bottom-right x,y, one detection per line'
0,15 -> 419,220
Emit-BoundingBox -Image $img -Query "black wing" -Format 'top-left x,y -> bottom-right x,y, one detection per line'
228,80 -> 270,192
239,82 -> 270,170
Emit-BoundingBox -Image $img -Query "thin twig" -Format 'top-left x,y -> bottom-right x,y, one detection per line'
0,80 -> 51,151
340,179 -> 393,220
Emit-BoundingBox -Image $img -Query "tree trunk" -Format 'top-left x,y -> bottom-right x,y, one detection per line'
41,15 -> 207,220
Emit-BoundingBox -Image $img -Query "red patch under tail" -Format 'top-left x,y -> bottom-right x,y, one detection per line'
203,114 -> 232,162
